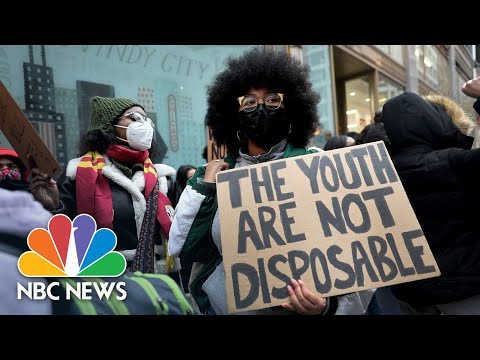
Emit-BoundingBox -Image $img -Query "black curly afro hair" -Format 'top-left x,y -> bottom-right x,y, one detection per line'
206,47 -> 320,156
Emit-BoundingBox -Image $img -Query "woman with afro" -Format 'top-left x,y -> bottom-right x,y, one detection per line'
169,47 -> 375,315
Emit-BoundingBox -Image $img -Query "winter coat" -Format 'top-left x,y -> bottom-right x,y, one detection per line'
424,94 -> 475,137
56,155 -> 179,274
169,142 -> 375,315
382,92 -> 480,306
0,188 -> 53,314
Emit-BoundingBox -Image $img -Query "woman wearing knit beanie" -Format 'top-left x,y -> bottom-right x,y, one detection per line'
30,96 -> 179,275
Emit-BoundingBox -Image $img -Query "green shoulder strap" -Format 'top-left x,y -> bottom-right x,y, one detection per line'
133,272 -> 194,315
59,278 -> 97,315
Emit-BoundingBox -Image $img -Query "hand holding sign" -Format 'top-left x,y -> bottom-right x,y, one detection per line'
216,142 -> 440,314
28,154 -> 60,211
282,279 -> 327,315
204,159 -> 229,183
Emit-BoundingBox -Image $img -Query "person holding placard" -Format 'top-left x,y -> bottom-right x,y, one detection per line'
169,47 -> 375,315
30,96 -> 179,275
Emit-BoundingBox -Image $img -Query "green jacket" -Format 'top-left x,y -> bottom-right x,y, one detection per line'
168,143 -> 318,313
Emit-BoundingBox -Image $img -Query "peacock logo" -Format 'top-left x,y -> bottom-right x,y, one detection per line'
18,214 -> 127,277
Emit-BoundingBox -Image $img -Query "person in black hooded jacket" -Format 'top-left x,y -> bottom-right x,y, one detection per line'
382,92 -> 480,314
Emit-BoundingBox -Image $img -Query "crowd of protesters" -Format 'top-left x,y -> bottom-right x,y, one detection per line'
2,46 -> 480,315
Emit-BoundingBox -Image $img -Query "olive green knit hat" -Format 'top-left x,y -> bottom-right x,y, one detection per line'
88,96 -> 144,132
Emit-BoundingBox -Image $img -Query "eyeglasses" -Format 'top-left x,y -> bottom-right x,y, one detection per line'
120,111 -> 155,129
116,111 -> 156,141
237,93 -> 284,113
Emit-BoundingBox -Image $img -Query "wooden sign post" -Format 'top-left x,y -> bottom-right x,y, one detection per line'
0,81 -> 62,178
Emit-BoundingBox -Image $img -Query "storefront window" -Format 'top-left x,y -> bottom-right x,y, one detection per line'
377,75 -> 404,111
415,45 -> 448,92
0,45 -> 256,170
345,75 -> 373,133
374,45 -> 405,65
463,45 -> 473,54
437,50 -> 450,95
424,45 -> 438,87
302,45 -> 335,149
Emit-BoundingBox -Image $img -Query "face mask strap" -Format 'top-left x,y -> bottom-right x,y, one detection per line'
114,123 -> 134,144
116,136 -> 129,143
114,121 -> 153,150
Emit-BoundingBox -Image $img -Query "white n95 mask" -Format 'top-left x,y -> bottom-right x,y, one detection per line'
114,119 -> 154,151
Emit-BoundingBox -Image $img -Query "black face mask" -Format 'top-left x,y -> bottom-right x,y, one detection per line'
238,105 -> 290,149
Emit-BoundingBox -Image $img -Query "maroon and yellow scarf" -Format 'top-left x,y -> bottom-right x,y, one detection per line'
76,144 -> 174,272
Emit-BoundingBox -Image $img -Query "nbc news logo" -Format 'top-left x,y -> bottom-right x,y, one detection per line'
17,214 -> 127,301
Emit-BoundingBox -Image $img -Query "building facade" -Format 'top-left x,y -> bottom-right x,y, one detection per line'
0,45 -> 475,171
0,45 -> 256,172
284,45 -> 476,148
23,45 -> 67,167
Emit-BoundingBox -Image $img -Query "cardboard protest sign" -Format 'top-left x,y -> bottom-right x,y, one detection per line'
216,141 -> 440,314
207,127 -> 227,162
0,81 -> 62,178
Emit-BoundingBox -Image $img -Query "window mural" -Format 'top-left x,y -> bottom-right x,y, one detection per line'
0,45 -> 256,170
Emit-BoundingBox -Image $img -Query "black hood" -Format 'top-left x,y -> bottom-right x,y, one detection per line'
382,92 -> 473,154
